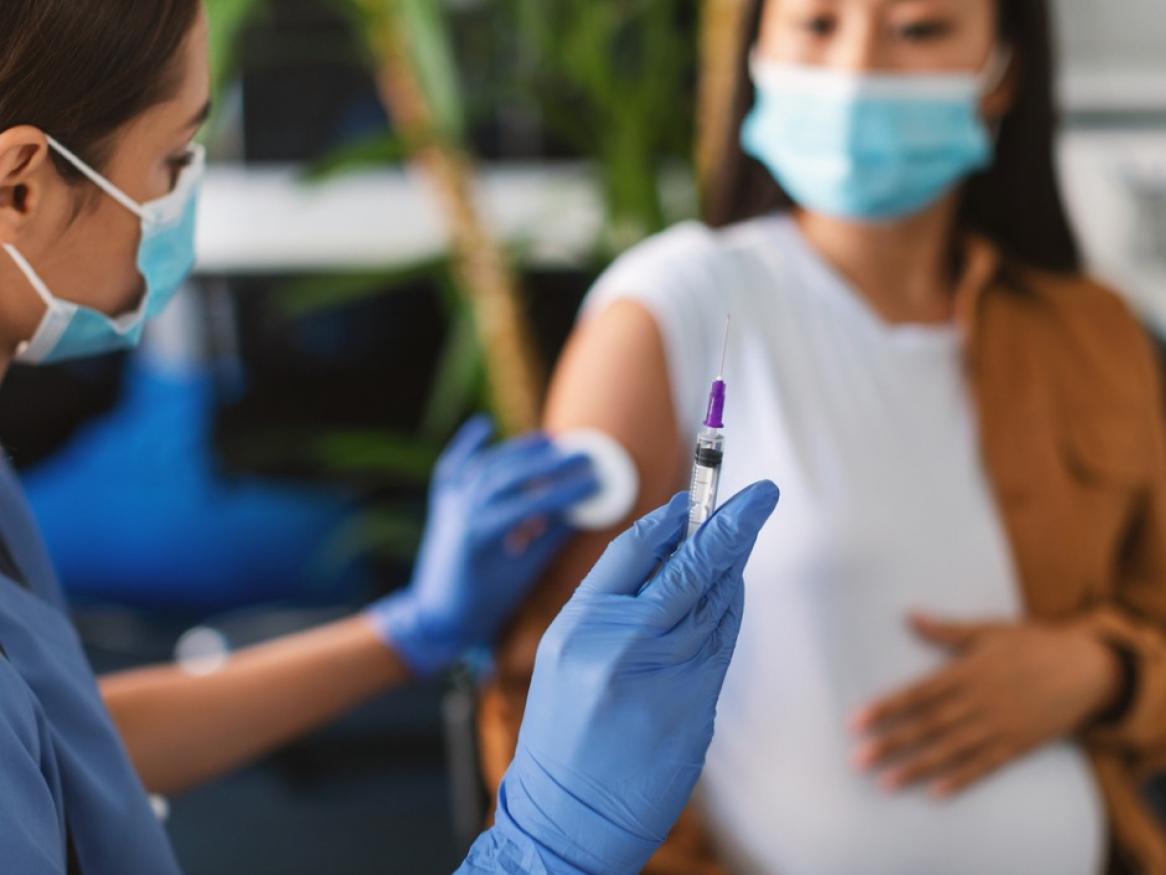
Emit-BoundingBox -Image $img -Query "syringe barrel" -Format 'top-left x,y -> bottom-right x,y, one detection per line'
687,428 -> 725,538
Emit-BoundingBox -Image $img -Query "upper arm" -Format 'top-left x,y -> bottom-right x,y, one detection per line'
494,299 -> 685,677
0,662 -> 67,874
546,298 -> 686,508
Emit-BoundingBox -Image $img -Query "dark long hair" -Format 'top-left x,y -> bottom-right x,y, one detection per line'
703,0 -> 1083,273
0,0 -> 201,183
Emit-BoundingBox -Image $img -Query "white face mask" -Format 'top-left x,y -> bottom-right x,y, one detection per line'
3,136 -> 205,365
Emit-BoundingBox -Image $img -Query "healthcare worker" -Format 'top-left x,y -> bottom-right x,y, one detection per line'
0,1 -> 781,873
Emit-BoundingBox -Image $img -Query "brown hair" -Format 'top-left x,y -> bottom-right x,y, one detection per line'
703,0 -> 1082,273
0,0 -> 201,183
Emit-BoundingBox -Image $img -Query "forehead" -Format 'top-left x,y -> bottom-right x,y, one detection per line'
768,0 -> 987,12
175,8 -> 212,109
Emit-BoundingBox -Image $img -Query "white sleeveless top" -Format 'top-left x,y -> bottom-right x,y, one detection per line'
582,215 -> 1106,875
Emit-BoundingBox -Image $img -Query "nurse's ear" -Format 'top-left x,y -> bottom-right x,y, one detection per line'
0,127 -> 52,245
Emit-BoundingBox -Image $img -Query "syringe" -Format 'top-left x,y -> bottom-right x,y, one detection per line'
687,317 -> 731,539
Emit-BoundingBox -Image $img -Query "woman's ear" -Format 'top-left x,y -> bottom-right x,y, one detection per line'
0,127 -> 52,245
981,49 -> 1020,125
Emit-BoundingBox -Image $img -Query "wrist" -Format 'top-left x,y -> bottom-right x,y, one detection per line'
366,590 -> 461,678
1086,635 -> 1138,727
1073,629 -> 1125,724
498,749 -> 660,875
456,797 -> 592,875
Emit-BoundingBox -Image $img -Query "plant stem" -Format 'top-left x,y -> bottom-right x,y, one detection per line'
364,5 -> 545,436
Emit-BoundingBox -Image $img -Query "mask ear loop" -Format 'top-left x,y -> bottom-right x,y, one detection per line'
2,243 -> 68,359
2,244 -> 57,310
44,135 -> 147,220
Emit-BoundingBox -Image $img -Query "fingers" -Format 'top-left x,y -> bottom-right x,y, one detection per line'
509,519 -> 575,572
578,493 -> 690,596
692,558 -> 745,633
932,745 -> 1016,798
659,546 -> 751,669
641,481 -> 778,627
435,415 -> 494,481
483,465 -> 600,543
911,613 -> 1003,652
481,445 -> 593,503
853,696 -> 975,771
684,480 -> 780,570
472,432 -> 553,481
851,667 -> 964,734
706,556 -> 747,662
879,724 -> 993,792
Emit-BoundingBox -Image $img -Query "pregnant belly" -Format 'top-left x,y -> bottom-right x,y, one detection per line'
698,739 -> 1106,875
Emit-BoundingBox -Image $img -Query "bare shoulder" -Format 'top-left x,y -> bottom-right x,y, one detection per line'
546,297 -> 682,497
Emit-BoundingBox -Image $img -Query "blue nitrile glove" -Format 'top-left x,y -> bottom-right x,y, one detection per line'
456,481 -> 780,875
369,416 -> 598,676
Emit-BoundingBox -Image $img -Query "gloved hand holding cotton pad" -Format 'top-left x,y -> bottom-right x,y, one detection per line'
554,429 -> 640,531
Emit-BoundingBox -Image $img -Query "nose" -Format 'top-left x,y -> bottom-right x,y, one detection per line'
828,17 -> 882,73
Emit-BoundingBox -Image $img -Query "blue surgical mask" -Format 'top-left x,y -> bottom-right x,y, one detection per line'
741,53 -> 1008,222
3,136 -> 204,365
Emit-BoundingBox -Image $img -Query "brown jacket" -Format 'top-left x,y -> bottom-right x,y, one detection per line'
479,236 -> 1166,874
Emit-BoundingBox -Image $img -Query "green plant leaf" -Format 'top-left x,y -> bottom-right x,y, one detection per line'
301,132 -> 413,181
394,0 -> 467,144
314,431 -> 441,483
419,291 -> 485,441
277,257 -> 450,318
205,0 -> 269,96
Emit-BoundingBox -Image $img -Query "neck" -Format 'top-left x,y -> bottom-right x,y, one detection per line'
795,194 -> 963,326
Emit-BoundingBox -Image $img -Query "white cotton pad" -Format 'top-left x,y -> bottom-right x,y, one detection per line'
555,429 -> 640,531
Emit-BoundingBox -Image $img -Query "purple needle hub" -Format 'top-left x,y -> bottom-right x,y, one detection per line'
704,379 -> 726,429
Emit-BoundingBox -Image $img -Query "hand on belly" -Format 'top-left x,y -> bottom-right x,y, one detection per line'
848,611 -> 1123,797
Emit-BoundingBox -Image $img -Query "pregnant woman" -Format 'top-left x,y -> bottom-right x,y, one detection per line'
478,1 -> 1166,873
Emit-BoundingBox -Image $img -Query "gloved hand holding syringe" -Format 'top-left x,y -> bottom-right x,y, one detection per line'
687,315 -> 731,538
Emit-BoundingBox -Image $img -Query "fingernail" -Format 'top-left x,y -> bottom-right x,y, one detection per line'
851,745 -> 876,770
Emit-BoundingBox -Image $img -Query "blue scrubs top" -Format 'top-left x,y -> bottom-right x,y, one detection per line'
0,458 -> 181,874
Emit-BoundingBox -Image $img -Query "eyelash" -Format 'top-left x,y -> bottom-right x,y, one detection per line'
897,20 -> 953,41
169,149 -> 196,171
801,15 -> 836,37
